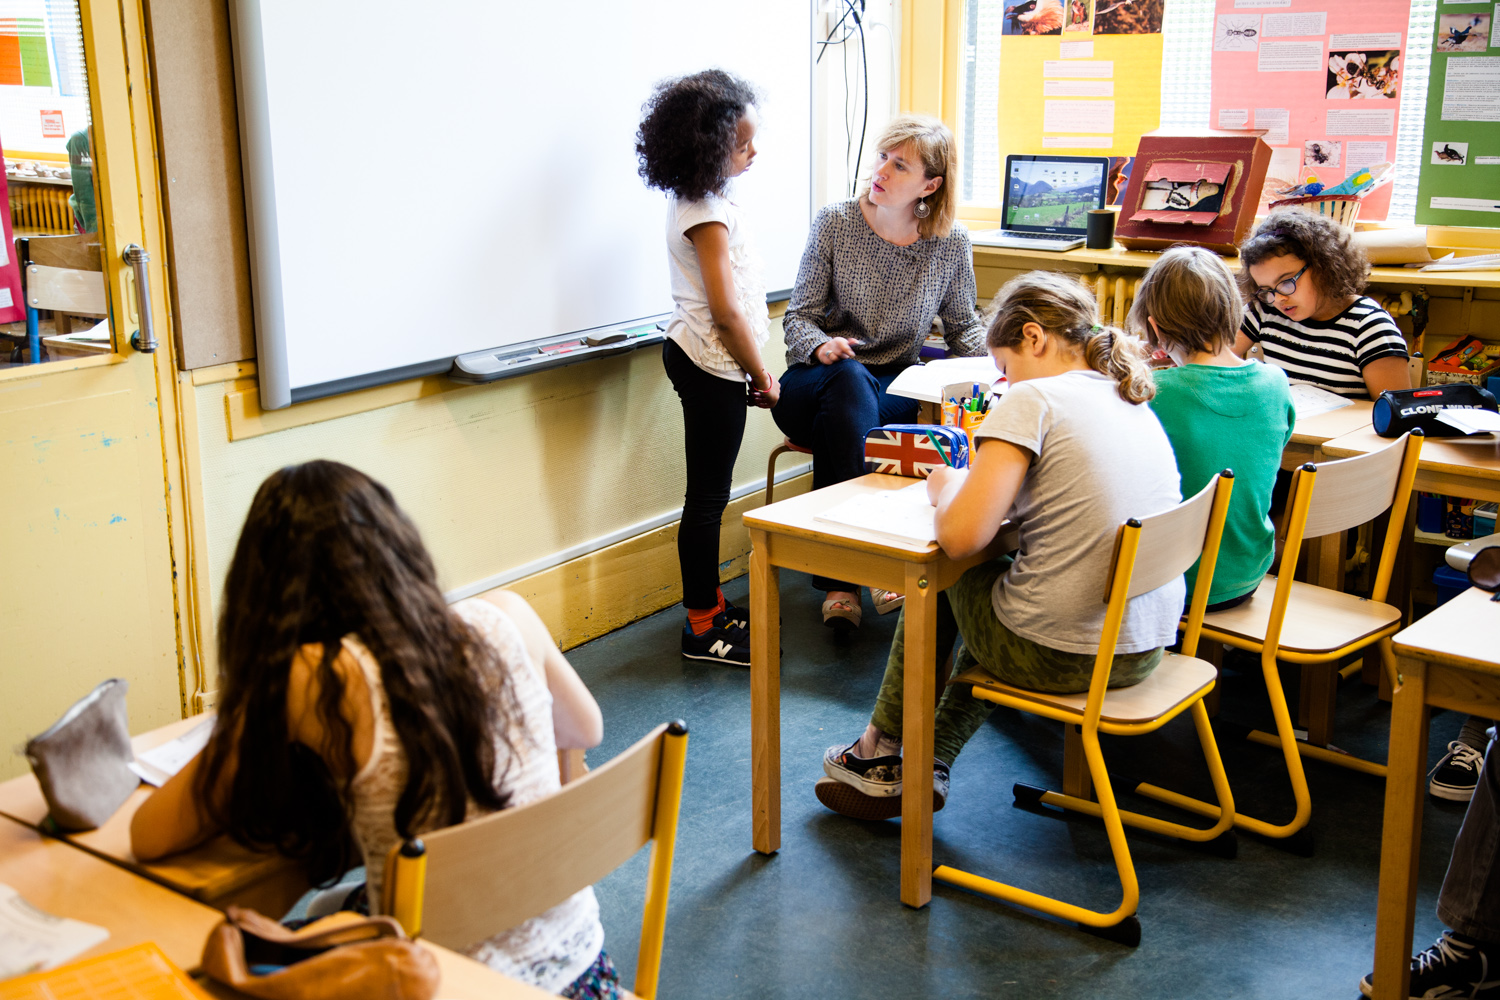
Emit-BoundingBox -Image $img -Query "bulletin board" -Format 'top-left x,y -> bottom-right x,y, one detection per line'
1208,0 -> 1411,220
996,0 -> 1165,156
1413,3 -> 1500,225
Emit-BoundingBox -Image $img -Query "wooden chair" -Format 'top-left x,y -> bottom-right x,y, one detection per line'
764,436 -> 812,506
1139,432 -> 1423,855
8,233 -> 106,363
383,722 -> 689,1000
935,473 -> 1237,946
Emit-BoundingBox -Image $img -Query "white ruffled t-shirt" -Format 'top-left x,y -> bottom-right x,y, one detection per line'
664,191 -> 770,381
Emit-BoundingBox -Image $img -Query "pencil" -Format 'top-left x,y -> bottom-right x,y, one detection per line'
923,428 -> 954,467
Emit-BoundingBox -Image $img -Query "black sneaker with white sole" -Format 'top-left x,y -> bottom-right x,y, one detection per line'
1360,930 -> 1500,998
1431,740 -> 1485,801
715,601 -> 749,631
680,621 -> 750,665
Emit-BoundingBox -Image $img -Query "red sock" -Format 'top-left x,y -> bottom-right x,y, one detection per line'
687,591 -> 727,636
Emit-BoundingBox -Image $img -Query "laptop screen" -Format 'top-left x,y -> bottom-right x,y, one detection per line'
1002,155 -> 1109,234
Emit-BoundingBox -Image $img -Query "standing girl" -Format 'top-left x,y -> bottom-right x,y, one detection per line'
816,272 -> 1183,818
636,69 -> 777,666
130,461 -> 615,998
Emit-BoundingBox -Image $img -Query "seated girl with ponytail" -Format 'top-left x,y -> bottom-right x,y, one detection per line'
815,271 -> 1186,820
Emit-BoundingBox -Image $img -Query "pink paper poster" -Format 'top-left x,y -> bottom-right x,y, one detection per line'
1209,0 -> 1410,220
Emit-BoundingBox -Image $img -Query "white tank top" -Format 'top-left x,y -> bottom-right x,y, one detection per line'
345,598 -> 603,993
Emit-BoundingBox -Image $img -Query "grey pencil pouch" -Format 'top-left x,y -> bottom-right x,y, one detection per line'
24,678 -> 140,830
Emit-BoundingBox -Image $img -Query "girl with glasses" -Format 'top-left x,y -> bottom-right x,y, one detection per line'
1235,210 -> 1410,400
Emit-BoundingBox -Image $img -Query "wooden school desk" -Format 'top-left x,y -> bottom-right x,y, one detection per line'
0,814 -> 223,972
1321,428 -> 1500,505
0,715 -> 308,916
743,473 -> 1014,907
1372,586 -> 1500,1000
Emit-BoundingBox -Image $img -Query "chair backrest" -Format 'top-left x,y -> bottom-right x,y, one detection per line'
1087,473 -> 1234,714
20,233 -> 106,315
1120,473 -> 1233,600
1298,434 -> 1412,540
384,721 -> 687,1000
1277,432 -> 1423,609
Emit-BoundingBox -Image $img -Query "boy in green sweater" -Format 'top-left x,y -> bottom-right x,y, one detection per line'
1131,246 -> 1296,610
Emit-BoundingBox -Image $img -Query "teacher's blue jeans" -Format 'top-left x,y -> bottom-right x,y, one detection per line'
772,357 -> 917,592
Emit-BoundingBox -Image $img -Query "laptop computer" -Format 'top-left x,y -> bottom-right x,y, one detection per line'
970,154 -> 1112,251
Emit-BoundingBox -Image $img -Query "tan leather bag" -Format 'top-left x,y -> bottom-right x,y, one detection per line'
200,906 -> 440,1000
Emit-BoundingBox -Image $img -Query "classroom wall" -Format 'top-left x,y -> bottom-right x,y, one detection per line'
187,324 -> 804,701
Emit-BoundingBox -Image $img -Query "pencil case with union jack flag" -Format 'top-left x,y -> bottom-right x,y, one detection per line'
863,424 -> 969,478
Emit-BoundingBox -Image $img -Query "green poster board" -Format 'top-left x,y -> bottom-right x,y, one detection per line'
1414,5 -> 1500,226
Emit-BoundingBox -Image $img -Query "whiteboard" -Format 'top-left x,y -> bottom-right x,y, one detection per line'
232,0 -> 813,409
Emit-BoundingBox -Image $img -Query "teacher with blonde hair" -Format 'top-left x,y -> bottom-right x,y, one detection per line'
773,113 -> 986,631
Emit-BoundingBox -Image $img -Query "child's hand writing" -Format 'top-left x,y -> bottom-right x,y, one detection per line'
926,466 -> 965,505
814,337 -> 861,365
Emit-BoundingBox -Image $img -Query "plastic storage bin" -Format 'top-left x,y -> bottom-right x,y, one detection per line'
1434,564 -> 1470,605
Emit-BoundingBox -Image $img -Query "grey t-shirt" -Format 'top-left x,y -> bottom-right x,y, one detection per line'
974,369 -> 1185,655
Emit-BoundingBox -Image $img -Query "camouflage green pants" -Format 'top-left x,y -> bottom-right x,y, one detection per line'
870,557 -> 1162,765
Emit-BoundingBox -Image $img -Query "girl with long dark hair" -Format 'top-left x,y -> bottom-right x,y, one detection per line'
130,460 -> 615,998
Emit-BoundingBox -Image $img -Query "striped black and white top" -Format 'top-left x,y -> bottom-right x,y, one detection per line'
1241,296 -> 1408,399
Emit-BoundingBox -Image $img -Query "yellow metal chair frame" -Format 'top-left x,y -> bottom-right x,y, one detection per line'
934,473 -> 1237,946
1140,432 -> 1423,853
383,721 -> 689,1000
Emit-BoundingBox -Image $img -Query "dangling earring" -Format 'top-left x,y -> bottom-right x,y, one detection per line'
913,197 -> 931,219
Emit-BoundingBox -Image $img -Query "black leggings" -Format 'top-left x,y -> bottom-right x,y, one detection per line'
663,339 -> 748,611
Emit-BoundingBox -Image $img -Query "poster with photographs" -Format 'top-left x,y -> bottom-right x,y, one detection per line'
1415,5 -> 1500,224
1304,139 -> 1343,168
1326,51 -> 1401,100
1437,13 -> 1490,53
1214,14 -> 1260,52
1210,0 -> 1410,220
1093,0 -> 1164,34
1003,0 -> 1064,35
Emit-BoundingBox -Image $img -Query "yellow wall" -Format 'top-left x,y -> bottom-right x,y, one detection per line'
187,323 -> 801,698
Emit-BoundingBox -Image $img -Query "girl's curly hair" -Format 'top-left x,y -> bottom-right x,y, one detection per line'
1238,210 -> 1369,304
636,69 -> 758,203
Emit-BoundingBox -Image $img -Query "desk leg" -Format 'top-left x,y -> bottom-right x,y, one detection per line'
901,563 -> 936,908
1373,656 -> 1429,1000
749,530 -> 781,856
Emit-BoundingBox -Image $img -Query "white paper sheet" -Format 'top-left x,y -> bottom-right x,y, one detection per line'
1436,408 -> 1500,434
814,483 -> 938,546
1346,140 -> 1390,173
1289,383 -> 1355,418
128,718 -> 214,787
0,883 -> 109,978
1442,58 -> 1500,123
885,357 -> 1005,404
1218,108 -> 1250,127
1255,108 -> 1291,145
1262,11 -> 1327,36
1043,60 -> 1113,78
1327,108 -> 1396,135
1059,40 -> 1095,58
1044,80 -> 1114,97
1329,31 -> 1402,47
1257,40 -> 1324,72
1042,136 -> 1113,147
1044,99 -> 1115,133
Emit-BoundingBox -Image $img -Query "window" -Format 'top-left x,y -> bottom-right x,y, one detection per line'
956,0 -> 1436,223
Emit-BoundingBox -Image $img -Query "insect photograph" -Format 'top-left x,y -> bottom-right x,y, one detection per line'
1214,14 -> 1260,50
1326,50 -> 1400,99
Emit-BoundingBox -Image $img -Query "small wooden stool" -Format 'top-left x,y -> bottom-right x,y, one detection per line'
765,437 -> 812,506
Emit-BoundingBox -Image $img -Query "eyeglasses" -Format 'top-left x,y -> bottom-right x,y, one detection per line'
1253,264 -> 1308,305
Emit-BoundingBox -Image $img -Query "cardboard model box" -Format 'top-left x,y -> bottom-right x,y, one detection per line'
1116,130 -> 1272,255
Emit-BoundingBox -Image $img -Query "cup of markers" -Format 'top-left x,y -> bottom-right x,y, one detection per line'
942,383 -> 993,455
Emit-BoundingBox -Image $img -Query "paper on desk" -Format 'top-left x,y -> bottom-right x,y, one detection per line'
814,482 -> 937,545
1289,383 -> 1354,419
1436,408 -> 1500,435
0,882 -> 108,979
128,719 -> 213,788
886,357 -> 1004,404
